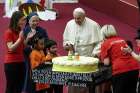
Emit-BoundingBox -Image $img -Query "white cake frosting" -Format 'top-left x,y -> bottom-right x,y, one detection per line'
53,56 -> 98,65
52,56 -> 99,73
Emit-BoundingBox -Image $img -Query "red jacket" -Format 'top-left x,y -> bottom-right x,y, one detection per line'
100,36 -> 139,75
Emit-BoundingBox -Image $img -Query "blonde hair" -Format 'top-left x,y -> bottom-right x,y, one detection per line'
101,25 -> 117,38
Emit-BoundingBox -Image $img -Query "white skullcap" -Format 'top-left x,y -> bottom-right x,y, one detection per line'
73,7 -> 85,16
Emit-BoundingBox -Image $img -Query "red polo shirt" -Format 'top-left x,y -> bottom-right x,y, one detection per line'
4,29 -> 24,63
100,36 -> 139,75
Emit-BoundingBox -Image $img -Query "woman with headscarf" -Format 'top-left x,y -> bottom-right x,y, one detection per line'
22,12 -> 49,93
24,12 -> 49,45
4,11 -> 26,93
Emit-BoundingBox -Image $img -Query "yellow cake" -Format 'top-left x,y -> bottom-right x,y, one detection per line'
52,56 -> 99,73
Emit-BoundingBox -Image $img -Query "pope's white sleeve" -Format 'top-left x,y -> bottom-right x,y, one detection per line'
91,41 -> 102,57
63,23 -> 73,46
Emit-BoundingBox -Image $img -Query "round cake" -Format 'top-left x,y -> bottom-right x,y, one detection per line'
52,56 -> 99,73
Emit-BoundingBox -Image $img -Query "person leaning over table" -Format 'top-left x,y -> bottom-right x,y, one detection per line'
100,24 -> 139,93
63,7 -> 103,93
63,7 -> 103,57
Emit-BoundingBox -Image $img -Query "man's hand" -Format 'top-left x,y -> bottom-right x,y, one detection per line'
64,43 -> 74,51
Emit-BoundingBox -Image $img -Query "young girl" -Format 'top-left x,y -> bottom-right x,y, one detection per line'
29,34 -> 50,93
45,39 -> 63,93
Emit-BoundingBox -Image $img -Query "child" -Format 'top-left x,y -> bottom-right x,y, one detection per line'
45,39 -> 58,61
45,39 -> 63,93
30,34 -> 50,93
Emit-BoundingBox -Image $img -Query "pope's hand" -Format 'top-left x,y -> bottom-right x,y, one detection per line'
64,43 -> 74,51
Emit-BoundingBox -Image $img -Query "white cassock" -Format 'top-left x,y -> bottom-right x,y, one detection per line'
63,17 -> 103,93
63,17 -> 103,57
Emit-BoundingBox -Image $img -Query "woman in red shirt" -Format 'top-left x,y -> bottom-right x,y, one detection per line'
100,25 -> 139,93
4,11 -> 26,93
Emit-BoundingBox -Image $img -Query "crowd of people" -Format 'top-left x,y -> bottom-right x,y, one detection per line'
3,7 -> 140,93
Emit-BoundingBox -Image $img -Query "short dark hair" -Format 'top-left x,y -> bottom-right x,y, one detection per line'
9,11 -> 24,32
135,28 -> 140,40
126,40 -> 133,50
45,39 -> 57,48
31,33 -> 45,48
